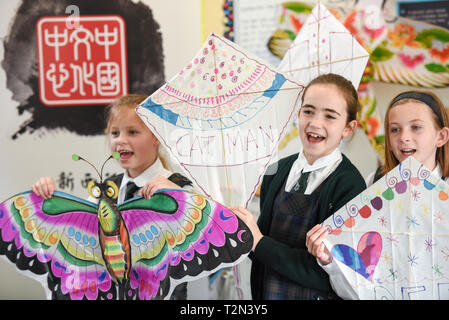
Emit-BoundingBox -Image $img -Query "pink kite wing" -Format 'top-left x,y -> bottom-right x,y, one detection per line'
0,187 -> 253,300
0,191 -> 118,300
119,189 -> 253,300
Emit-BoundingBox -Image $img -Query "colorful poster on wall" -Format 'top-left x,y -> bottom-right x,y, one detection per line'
3,0 -> 164,140
397,0 -> 449,29
322,156 -> 449,299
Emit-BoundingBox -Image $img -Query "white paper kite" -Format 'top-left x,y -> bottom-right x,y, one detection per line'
278,3 -> 369,91
136,33 -> 303,207
323,156 -> 449,300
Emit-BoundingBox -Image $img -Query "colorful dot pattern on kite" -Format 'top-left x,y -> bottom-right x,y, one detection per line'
324,157 -> 449,299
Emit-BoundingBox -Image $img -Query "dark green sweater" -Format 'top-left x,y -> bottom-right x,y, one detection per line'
250,153 -> 366,299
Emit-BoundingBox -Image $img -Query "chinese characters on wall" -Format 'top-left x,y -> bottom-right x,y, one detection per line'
56,171 -> 113,192
36,15 -> 128,106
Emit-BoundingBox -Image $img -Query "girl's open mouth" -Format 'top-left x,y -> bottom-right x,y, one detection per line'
119,150 -> 133,160
306,133 -> 325,144
400,148 -> 416,157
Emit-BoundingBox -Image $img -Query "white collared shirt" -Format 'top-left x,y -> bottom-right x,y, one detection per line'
431,163 -> 447,182
285,148 -> 343,194
117,157 -> 172,204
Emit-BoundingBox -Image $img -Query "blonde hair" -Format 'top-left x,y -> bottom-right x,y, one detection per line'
104,94 -> 170,169
382,91 -> 449,177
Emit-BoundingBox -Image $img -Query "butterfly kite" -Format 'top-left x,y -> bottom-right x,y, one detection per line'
0,153 -> 253,299
322,156 -> 449,299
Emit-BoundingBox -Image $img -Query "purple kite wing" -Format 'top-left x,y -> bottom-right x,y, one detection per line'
0,190 -> 117,300
119,189 -> 253,299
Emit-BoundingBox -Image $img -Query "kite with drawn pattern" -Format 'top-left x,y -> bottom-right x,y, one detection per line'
323,156 -> 449,300
278,3 -> 369,92
136,33 -> 303,208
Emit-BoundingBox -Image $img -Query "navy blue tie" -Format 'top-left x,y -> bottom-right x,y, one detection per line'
124,181 -> 139,200
293,170 -> 310,194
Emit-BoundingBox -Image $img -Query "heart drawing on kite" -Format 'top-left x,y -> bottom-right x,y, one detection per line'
330,231 -> 382,281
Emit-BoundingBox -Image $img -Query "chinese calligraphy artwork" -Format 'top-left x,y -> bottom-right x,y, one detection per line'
136,33 -> 303,208
3,0 -> 164,138
36,15 -> 128,106
323,157 -> 449,299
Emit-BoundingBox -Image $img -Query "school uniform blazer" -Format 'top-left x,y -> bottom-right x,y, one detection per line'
250,153 -> 366,299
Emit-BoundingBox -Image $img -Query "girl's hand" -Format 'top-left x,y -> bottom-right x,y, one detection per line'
230,206 -> 263,252
306,224 -> 333,265
141,176 -> 180,199
31,176 -> 56,200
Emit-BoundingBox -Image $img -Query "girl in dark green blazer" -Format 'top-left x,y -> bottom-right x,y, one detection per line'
232,74 -> 366,300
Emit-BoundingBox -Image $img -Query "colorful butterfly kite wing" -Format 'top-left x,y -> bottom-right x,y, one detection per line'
0,191 -> 118,300
0,188 -> 253,300
119,189 -> 253,299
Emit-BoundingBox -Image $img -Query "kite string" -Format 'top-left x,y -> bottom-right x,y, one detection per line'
407,161 -> 412,289
286,54 -> 369,74
212,37 -> 246,300
317,0 -> 321,76
145,54 -> 369,109
212,36 -> 232,207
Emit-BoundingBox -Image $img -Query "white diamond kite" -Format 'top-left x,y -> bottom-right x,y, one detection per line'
136,33 -> 303,207
278,3 -> 369,91
322,156 -> 449,299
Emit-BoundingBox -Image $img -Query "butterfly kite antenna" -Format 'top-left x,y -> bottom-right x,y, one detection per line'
100,152 -> 120,181
72,154 -> 102,180
72,152 -> 119,182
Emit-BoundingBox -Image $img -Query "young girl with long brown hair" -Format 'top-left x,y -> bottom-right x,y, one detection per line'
306,90 -> 449,299
232,73 -> 366,300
